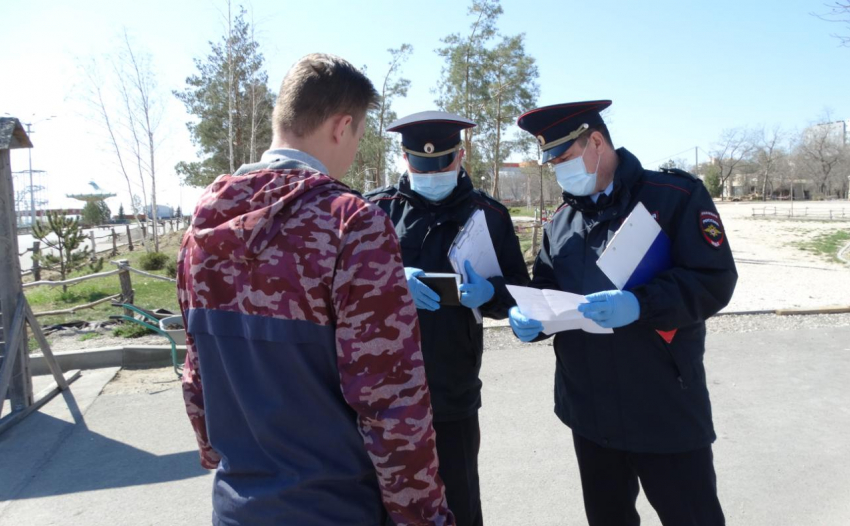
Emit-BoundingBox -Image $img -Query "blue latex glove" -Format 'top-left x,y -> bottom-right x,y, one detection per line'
509,306 -> 543,342
578,290 -> 640,329
459,260 -> 495,309
404,267 -> 440,311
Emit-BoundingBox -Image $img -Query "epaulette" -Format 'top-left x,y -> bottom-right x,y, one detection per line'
660,167 -> 698,181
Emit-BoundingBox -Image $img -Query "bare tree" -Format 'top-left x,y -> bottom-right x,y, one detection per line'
795,117 -> 848,197
754,126 -> 785,200
711,128 -> 756,201
80,60 -> 149,250
78,32 -> 163,251
119,30 -> 163,252
813,2 -> 850,46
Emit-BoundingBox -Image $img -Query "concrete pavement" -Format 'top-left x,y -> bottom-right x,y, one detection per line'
1,325 -> 849,525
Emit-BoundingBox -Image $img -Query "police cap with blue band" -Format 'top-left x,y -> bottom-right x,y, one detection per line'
517,100 -> 611,164
387,111 -> 476,172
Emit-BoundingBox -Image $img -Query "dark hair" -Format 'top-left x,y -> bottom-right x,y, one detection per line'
273,53 -> 380,138
578,124 -> 614,148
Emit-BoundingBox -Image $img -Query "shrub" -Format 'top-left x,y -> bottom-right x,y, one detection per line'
165,258 -> 178,279
139,251 -> 169,271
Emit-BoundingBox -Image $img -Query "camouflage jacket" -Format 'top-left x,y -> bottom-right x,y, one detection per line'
178,157 -> 454,525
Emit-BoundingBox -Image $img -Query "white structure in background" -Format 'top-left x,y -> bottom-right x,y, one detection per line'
146,204 -> 174,219
805,119 -> 850,146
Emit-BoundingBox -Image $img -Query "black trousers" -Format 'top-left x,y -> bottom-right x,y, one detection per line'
433,414 -> 483,526
572,432 -> 725,526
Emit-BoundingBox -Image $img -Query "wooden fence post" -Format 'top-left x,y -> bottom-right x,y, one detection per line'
32,241 -> 41,282
126,224 -> 134,251
115,259 -> 134,317
111,228 -> 117,256
142,223 -> 147,239
89,231 -> 97,260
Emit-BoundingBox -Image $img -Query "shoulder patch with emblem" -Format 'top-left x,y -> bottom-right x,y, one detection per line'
700,211 -> 724,248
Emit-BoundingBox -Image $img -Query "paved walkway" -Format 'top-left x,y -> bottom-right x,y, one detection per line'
2,326 -> 849,525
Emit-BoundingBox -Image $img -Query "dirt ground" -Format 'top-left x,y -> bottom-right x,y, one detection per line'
714,201 -> 850,311
101,366 -> 180,395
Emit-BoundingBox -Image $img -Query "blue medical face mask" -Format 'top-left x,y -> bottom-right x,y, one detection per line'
553,142 -> 601,196
409,170 -> 458,202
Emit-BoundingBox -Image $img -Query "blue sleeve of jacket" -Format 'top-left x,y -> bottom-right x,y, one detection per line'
630,184 -> 738,330
480,211 -> 531,320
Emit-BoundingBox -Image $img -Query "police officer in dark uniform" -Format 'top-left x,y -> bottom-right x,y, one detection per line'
509,100 -> 737,526
365,111 -> 530,526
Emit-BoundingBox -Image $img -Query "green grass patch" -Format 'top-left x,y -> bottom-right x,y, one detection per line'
794,229 -> 850,263
78,332 -> 100,342
25,232 -> 183,327
112,322 -> 156,338
508,206 -> 537,218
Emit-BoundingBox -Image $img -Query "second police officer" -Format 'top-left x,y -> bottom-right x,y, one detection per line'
511,100 -> 737,526
366,111 -> 530,526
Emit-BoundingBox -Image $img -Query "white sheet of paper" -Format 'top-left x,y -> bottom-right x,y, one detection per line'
449,209 -> 502,280
449,209 -> 503,324
507,285 -> 613,335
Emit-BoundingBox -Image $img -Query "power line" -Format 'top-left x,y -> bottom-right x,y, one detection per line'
644,147 -> 698,168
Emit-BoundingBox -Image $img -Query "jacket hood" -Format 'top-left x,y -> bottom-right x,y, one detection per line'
189,169 -> 340,260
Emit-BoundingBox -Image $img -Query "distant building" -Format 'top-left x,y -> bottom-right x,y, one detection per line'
146,204 -> 174,220
805,119 -> 849,146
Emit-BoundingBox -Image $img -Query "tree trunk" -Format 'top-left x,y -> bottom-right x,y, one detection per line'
492,91 -> 503,200
227,0 -> 235,174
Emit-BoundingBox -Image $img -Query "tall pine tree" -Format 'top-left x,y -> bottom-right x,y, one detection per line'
435,0 -> 538,199
174,4 -> 275,187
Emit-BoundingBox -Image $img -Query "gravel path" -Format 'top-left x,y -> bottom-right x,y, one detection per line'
483,312 -> 850,351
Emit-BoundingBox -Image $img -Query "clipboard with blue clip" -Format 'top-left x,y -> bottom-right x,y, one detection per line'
596,202 -> 672,290
596,202 -> 677,342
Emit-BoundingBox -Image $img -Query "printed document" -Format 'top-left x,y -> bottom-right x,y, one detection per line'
507,285 -> 613,335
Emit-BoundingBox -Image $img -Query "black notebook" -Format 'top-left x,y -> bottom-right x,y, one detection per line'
418,273 -> 462,307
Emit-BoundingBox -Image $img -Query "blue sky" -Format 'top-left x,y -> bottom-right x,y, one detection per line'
2,0 -> 848,211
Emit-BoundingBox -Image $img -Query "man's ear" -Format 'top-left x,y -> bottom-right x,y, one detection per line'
590,131 -> 606,150
455,148 -> 465,169
331,114 -> 354,144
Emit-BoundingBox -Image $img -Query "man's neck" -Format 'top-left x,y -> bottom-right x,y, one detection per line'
269,137 -> 334,179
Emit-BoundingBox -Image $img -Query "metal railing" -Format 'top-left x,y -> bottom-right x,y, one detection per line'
751,207 -> 849,220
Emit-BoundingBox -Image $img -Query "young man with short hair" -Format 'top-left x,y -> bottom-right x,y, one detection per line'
179,54 -> 454,526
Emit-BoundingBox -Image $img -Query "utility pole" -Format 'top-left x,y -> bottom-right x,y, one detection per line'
694,147 -> 699,178
21,116 -> 55,227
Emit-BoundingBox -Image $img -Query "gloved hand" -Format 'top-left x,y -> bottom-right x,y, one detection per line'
509,306 -> 543,342
459,260 -> 495,309
578,290 -> 640,329
404,267 -> 440,311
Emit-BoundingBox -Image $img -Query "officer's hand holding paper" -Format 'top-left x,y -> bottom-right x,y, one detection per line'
506,285 -> 613,335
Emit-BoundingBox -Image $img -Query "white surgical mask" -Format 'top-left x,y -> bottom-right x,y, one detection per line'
554,142 -> 601,196
409,170 -> 458,202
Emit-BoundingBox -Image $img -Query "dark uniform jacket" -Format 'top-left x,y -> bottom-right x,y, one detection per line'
532,148 -> 737,453
366,170 -> 530,422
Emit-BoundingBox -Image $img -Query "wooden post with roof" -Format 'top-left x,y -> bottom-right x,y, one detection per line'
0,117 -> 73,434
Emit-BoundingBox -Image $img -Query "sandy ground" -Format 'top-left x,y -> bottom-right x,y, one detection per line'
715,201 -> 850,311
